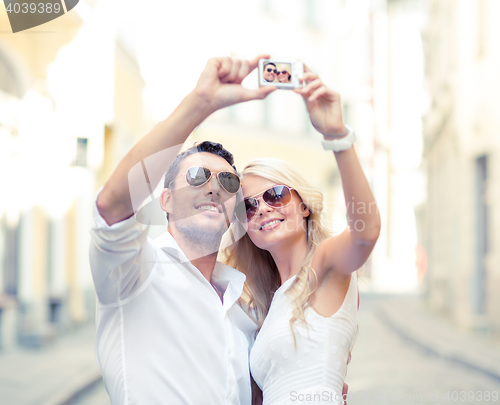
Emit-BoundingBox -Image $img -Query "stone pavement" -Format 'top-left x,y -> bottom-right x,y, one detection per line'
0,322 -> 102,405
347,294 -> 500,405
374,293 -> 500,385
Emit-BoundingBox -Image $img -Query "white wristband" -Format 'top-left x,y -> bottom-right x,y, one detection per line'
321,125 -> 356,152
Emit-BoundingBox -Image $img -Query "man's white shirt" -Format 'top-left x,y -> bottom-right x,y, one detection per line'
89,193 -> 257,405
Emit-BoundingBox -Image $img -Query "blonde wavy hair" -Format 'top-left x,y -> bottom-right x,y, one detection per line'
222,158 -> 332,336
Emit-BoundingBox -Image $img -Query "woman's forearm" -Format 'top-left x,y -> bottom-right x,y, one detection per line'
333,146 -> 381,243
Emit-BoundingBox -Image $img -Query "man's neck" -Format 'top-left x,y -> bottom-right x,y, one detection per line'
168,228 -> 219,283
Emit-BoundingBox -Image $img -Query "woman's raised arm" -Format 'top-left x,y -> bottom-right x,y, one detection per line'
294,66 -> 381,280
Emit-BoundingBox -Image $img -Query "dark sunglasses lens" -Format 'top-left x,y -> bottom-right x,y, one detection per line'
244,198 -> 258,222
266,68 -> 273,72
217,172 -> 240,193
234,198 -> 257,223
263,186 -> 291,207
186,166 -> 210,186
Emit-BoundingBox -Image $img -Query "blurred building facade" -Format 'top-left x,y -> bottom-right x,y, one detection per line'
421,0 -> 500,333
369,0 -> 425,292
0,1 -> 151,350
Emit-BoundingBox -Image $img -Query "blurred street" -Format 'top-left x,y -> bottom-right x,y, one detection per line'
64,293 -> 500,405
347,294 -> 500,404
0,322 -> 100,405
69,380 -> 109,405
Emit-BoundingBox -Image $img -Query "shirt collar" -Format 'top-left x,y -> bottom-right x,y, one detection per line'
153,232 -> 246,310
153,231 -> 190,263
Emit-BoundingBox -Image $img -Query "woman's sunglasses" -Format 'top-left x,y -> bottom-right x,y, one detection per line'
170,166 -> 241,194
277,70 -> 289,75
236,185 -> 293,223
266,68 -> 277,73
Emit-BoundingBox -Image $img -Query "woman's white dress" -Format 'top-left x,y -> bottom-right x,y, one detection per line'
250,273 -> 358,405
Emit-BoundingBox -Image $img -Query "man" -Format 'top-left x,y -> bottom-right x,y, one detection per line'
89,55 -> 276,405
263,62 -> 277,82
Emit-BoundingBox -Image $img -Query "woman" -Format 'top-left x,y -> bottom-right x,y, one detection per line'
276,64 -> 292,83
224,67 -> 381,404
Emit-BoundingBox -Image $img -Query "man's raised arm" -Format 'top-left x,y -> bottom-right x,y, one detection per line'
97,55 -> 276,225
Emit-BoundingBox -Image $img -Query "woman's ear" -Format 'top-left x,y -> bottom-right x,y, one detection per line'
300,202 -> 310,218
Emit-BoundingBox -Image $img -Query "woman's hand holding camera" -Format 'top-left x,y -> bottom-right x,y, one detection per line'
193,54 -> 276,114
294,65 -> 347,138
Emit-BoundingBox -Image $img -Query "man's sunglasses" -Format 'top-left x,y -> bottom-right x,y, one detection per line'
235,185 -> 293,223
170,166 -> 241,194
266,68 -> 277,73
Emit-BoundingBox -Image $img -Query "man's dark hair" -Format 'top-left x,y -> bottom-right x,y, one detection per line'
164,141 -> 236,189
163,141 -> 237,220
264,62 -> 276,70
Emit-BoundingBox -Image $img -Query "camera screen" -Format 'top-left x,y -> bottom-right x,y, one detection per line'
262,62 -> 292,84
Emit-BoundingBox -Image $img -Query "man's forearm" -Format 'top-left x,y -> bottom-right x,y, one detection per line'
97,54 -> 275,225
97,91 -> 214,225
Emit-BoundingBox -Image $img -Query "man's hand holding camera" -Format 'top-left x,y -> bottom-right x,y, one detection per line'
193,54 -> 277,113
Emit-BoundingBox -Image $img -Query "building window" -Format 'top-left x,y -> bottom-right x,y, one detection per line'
473,155 -> 488,314
2,217 -> 20,297
304,110 -> 313,135
305,0 -> 318,28
476,0 -> 488,59
262,96 -> 271,128
342,102 -> 351,127
0,52 -> 21,98
72,137 -> 88,167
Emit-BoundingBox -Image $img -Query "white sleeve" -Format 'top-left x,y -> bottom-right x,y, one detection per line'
89,190 -> 156,305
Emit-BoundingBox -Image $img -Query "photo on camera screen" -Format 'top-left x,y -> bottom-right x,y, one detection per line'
259,60 -> 303,89
263,62 -> 291,83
